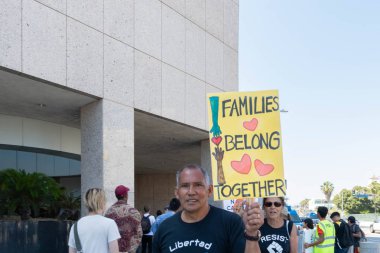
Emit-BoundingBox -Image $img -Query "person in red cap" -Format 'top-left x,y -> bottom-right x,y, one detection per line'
105,185 -> 142,253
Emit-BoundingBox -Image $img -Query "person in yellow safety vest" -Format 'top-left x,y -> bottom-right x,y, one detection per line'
304,206 -> 335,253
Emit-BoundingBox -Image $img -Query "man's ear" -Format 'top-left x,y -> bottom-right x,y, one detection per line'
174,187 -> 179,198
208,184 -> 213,197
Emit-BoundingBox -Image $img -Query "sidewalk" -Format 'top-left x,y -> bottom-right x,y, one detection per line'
362,231 -> 380,253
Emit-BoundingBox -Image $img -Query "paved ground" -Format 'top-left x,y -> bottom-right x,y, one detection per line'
363,228 -> 380,243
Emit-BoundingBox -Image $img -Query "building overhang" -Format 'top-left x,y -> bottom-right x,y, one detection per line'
0,67 -> 97,128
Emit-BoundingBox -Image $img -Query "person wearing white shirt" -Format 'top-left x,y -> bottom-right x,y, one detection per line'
303,218 -> 315,253
142,206 -> 155,253
68,188 -> 120,253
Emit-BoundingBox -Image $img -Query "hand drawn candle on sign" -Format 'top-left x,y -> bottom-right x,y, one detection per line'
207,90 -> 286,201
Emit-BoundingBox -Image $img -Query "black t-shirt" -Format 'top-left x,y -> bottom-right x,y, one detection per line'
350,224 -> 361,247
259,219 -> 292,253
152,205 -> 245,253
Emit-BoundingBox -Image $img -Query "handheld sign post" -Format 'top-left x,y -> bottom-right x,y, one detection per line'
207,90 -> 286,203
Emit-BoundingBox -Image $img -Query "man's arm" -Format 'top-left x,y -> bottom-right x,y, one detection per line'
242,202 -> 264,253
305,225 -> 324,248
152,217 -> 160,234
307,233 -> 324,247
245,240 -> 261,253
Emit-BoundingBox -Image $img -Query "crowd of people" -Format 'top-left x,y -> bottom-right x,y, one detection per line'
67,164 -> 367,253
302,208 -> 366,253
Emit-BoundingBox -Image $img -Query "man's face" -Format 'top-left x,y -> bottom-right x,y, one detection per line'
175,168 -> 212,215
331,216 -> 339,222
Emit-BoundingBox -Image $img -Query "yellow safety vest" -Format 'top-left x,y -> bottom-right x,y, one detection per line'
314,220 -> 335,253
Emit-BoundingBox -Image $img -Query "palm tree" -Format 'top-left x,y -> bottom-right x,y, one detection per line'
0,169 -> 63,219
320,181 -> 334,204
300,198 -> 310,208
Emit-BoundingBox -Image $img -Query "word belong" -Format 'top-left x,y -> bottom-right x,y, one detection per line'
224,131 -> 281,151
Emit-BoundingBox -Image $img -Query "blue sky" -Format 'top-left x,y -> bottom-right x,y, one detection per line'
239,0 -> 380,205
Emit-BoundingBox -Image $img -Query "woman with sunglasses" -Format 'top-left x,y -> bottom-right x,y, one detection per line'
259,197 -> 298,253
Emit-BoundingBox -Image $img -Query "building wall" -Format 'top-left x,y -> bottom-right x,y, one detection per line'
1,0 -> 239,210
135,173 -> 177,214
308,199 -> 335,211
0,0 -> 239,130
0,114 -> 80,154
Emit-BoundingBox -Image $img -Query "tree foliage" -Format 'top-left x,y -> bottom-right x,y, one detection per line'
0,169 -> 63,219
368,181 -> 380,212
333,185 -> 378,214
300,198 -> 310,208
321,181 -> 334,203
299,198 -> 310,214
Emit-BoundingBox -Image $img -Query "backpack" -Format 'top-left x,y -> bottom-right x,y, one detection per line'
141,215 -> 152,234
355,224 -> 367,242
359,227 -> 367,242
338,221 -> 354,248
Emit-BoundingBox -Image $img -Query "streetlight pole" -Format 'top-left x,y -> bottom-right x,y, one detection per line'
369,175 -> 379,216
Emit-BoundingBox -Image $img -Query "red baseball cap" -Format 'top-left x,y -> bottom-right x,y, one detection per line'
115,185 -> 130,197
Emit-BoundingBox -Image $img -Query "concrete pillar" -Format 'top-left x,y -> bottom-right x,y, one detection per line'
201,139 -> 222,208
81,99 -> 135,213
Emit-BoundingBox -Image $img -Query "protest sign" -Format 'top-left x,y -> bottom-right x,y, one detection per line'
207,90 -> 286,200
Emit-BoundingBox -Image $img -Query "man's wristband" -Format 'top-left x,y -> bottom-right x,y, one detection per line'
244,230 -> 261,241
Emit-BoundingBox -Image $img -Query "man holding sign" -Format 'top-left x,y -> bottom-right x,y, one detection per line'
152,164 -> 264,253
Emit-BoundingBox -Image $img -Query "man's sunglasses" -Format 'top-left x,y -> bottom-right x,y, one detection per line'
264,201 -> 282,207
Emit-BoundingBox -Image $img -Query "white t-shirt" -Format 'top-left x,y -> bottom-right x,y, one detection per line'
303,228 -> 315,253
68,215 -> 121,253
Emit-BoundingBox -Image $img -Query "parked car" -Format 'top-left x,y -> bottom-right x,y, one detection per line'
371,218 -> 380,233
306,212 -> 319,225
286,206 -> 303,228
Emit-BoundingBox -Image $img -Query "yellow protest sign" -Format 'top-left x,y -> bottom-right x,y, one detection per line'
207,90 -> 286,201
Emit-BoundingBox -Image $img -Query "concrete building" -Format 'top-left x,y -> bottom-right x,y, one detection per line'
308,199 -> 335,211
0,0 -> 239,213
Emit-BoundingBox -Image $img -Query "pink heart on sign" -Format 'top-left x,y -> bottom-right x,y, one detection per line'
254,159 -> 274,176
243,118 -> 258,131
211,136 -> 222,146
231,154 -> 251,174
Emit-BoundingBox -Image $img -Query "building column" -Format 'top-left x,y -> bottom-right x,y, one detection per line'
201,139 -> 223,208
81,99 -> 135,212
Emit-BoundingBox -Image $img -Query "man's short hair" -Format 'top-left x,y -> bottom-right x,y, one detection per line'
317,206 -> 328,218
348,216 -> 356,223
176,164 -> 210,187
168,198 -> 181,211
144,206 -> 150,213
330,211 -> 340,219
